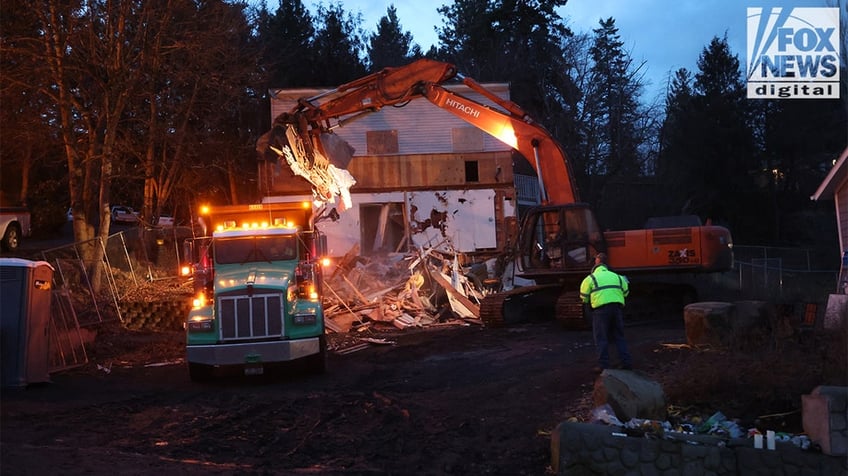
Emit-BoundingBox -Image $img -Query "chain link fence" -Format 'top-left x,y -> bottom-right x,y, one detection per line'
732,245 -> 841,304
38,231 -> 840,328
40,226 -> 193,328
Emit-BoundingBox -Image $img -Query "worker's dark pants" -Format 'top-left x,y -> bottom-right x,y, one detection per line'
591,303 -> 631,369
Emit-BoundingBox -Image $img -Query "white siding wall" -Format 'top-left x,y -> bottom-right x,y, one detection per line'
265,190 -> 516,257
270,84 -> 513,156
267,83 -> 517,257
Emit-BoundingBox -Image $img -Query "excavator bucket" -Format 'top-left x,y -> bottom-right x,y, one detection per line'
316,132 -> 354,169
255,128 -> 281,162
256,122 -> 355,203
258,112 -> 355,169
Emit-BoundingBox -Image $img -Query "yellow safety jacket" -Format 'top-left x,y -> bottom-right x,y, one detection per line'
579,264 -> 629,309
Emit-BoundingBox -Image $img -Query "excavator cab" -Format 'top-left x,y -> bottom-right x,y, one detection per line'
517,203 -> 605,282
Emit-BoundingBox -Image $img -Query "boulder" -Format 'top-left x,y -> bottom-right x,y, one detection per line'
592,369 -> 667,422
683,301 -> 734,347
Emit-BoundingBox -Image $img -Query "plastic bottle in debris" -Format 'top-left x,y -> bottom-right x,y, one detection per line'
791,435 -> 811,450
719,420 -> 743,438
698,411 -> 726,433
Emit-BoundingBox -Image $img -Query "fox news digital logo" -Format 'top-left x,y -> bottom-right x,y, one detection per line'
747,7 -> 840,99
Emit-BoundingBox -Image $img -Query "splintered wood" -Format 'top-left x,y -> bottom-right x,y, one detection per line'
323,246 -> 494,353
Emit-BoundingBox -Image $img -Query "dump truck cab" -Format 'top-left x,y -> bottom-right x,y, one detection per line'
183,202 -> 326,380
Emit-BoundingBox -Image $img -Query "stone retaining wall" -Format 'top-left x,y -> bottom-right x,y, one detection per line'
119,299 -> 190,331
551,422 -> 848,475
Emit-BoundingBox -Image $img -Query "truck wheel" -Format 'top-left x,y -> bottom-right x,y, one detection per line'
188,363 -> 213,382
1,223 -> 20,251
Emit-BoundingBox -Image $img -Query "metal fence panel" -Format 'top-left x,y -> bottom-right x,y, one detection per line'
733,245 -> 839,304
40,228 -> 189,327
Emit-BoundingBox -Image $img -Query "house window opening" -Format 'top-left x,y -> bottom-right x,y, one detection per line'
360,203 -> 407,255
465,161 -> 479,182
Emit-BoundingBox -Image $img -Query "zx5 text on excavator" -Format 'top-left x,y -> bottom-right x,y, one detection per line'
256,58 -> 734,327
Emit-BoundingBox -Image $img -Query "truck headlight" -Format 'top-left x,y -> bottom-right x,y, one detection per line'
293,309 -> 317,325
187,315 -> 213,331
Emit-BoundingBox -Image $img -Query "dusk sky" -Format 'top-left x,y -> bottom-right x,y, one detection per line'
290,0 -> 837,102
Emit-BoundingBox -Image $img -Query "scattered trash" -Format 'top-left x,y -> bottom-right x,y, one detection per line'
590,403 -> 816,450
590,404 -> 624,427
720,420 -> 744,439
625,418 -> 672,438
143,359 -> 184,368
791,434 -> 811,450
359,337 -> 395,346
697,411 -> 725,433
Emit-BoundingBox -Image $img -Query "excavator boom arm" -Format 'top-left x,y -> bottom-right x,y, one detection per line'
287,59 -> 457,127
420,82 -> 578,204
267,59 -> 579,205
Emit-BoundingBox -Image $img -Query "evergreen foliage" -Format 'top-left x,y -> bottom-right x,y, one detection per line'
367,5 -> 420,72
0,1 -> 845,249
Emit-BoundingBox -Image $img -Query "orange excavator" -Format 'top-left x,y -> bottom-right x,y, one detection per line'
257,58 -> 734,326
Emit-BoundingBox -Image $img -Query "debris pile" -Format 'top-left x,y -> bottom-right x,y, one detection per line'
588,403 -> 815,451
322,245 -> 501,352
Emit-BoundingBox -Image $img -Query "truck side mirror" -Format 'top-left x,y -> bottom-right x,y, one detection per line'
180,240 -> 195,277
316,233 -> 327,257
295,261 -> 321,300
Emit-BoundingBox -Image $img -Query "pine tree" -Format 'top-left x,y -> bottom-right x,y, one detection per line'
656,68 -> 695,214
658,35 -> 756,235
367,5 -> 419,72
311,2 -> 367,86
585,18 -> 643,178
257,0 -> 315,88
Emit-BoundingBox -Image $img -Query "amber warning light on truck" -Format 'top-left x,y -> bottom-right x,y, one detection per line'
197,201 -> 312,234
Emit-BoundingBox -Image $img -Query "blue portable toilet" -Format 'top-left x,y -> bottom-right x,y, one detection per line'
0,258 -> 54,388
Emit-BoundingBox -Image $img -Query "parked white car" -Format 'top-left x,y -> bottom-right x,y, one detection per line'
111,206 -> 139,224
0,207 -> 31,251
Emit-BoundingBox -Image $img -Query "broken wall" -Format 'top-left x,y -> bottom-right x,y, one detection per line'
264,189 -> 517,258
264,83 -> 524,259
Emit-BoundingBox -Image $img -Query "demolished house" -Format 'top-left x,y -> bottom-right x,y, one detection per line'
259,83 -> 541,337
262,82 -> 539,259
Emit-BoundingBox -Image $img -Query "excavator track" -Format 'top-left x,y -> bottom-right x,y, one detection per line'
480,286 -> 590,329
479,284 -> 564,327
555,290 -> 590,330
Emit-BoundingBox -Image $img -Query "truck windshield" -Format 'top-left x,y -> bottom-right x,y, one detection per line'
214,235 -> 297,264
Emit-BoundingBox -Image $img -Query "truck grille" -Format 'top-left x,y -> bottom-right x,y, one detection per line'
217,292 -> 284,341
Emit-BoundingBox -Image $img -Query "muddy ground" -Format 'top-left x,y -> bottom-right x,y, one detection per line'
2,310 -> 845,475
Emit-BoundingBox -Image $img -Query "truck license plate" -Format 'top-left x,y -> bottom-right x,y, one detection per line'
244,365 -> 264,376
